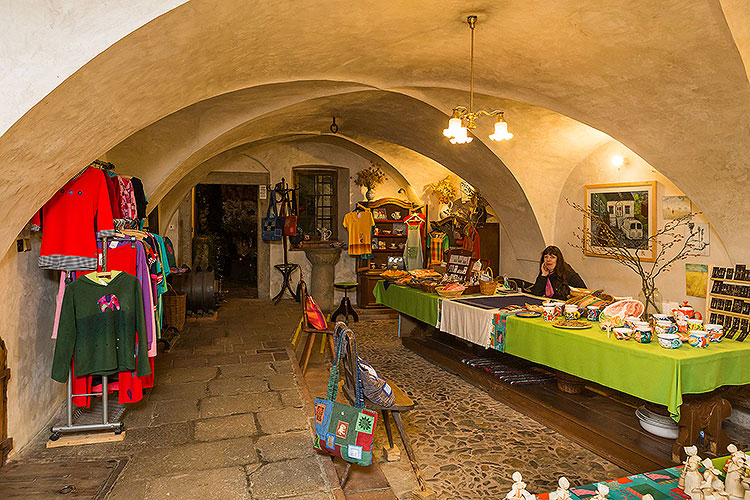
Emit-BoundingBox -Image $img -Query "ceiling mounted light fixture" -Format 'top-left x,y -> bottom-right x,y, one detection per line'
443,15 -> 513,145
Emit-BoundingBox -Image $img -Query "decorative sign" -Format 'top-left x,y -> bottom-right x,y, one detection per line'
444,249 -> 472,282
259,185 -> 267,200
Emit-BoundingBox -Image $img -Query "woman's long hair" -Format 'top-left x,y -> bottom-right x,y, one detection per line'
539,245 -> 573,281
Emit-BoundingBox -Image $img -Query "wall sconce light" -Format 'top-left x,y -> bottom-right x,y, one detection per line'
611,155 -> 627,167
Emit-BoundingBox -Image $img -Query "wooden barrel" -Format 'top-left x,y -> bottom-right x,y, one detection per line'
171,268 -> 217,312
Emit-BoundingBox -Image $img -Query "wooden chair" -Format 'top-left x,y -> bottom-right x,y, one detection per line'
295,276 -> 336,375
338,329 -> 428,492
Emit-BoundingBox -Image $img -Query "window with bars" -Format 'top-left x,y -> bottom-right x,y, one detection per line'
295,170 -> 338,239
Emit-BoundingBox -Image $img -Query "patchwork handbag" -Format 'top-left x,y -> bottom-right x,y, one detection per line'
305,295 -> 328,330
314,324 -> 378,466
261,191 -> 284,242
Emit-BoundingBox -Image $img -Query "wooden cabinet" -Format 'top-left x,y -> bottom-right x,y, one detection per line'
355,198 -> 427,308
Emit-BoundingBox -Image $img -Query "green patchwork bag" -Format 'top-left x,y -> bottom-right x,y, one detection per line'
313,323 -> 378,466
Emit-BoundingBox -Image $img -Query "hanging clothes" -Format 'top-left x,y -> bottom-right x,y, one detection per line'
130,177 -> 148,219
403,215 -> 425,271
118,176 -> 138,219
462,227 -> 481,260
343,208 -> 376,256
32,167 -> 116,270
51,271 -> 151,382
427,232 -> 449,266
103,171 -> 122,219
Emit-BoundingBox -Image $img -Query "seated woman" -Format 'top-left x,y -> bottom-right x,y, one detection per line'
530,245 -> 586,300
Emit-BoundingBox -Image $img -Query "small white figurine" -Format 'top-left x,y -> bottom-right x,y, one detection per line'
739,454 -> 750,500
591,483 -> 610,500
506,472 -> 536,500
681,445 -> 704,500
694,458 -> 730,500
552,477 -> 571,500
725,444 -> 747,500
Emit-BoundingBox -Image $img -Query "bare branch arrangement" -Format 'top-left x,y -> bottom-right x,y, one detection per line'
567,198 -> 706,315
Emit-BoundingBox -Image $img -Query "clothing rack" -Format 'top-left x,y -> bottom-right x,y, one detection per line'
49,236 -> 124,441
271,177 -> 300,304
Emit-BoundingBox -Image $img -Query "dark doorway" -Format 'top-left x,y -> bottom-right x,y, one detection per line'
0,337 -> 11,468
193,184 -> 258,298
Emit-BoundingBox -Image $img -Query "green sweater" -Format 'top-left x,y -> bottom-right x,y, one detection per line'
51,272 -> 151,382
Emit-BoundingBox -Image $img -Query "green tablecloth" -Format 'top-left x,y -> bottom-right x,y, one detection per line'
373,281 -> 441,326
505,316 -> 750,421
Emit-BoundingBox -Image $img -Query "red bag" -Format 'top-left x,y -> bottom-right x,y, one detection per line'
305,295 -> 327,330
284,215 -> 298,236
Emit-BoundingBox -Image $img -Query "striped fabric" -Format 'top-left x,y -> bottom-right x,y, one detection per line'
39,255 -> 98,270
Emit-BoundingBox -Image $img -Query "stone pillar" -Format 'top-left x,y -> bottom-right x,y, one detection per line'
302,247 -> 341,312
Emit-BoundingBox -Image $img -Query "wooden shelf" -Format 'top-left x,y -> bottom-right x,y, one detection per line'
708,308 -> 750,320
373,219 -> 407,223
373,249 -> 403,253
374,234 -> 407,238
711,293 -> 749,300
711,277 -> 750,285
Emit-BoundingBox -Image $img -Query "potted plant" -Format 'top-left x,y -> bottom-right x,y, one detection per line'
353,163 -> 387,201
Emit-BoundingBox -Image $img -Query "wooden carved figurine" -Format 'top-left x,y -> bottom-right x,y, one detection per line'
682,445 -> 704,500
506,472 -> 536,500
739,454 -> 750,500
725,444 -> 747,500
694,458 -> 730,500
553,477 -> 571,500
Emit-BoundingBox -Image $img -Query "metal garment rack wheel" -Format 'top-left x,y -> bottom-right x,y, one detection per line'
49,237 -> 124,441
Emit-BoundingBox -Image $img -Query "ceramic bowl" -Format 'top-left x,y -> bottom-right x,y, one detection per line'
654,320 -> 677,335
613,327 -> 633,341
687,318 -> 704,331
633,327 -> 652,343
704,324 -> 724,343
658,333 -> 682,349
635,406 -> 679,439
624,316 -> 642,329
688,331 -> 709,348
586,306 -> 601,322
651,314 -> 671,322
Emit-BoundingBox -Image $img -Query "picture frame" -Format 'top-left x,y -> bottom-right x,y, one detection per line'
373,208 -> 387,220
585,181 -> 657,262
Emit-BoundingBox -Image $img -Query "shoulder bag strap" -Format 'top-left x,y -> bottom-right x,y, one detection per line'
325,323 -> 365,408
266,189 -> 278,219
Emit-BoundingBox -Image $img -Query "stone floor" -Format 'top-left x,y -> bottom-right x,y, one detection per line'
10,299 -> 746,500
349,319 -> 626,500
14,298 -> 343,500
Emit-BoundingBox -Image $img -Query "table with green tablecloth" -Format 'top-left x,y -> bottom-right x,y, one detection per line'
373,281 -> 442,326
505,316 -> 750,421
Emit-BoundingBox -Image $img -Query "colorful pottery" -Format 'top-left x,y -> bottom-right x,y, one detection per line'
543,305 -> 556,322
687,318 -> 704,331
552,302 -> 566,317
634,326 -> 652,343
624,316 -> 642,329
672,301 -> 702,321
676,320 -> 689,334
586,306 -> 601,322
516,311 -> 542,318
551,319 -> 592,330
688,331 -> 709,348
613,327 -> 633,340
657,333 -> 682,349
652,314 -> 671,322
654,320 -> 677,335
704,323 -> 724,342
564,304 -> 581,320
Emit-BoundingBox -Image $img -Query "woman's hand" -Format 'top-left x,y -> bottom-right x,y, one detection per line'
540,263 -> 550,276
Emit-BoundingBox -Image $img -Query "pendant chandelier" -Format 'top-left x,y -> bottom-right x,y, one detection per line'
443,15 -> 514,145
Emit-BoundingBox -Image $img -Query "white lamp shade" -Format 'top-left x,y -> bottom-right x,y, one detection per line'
489,120 -> 513,141
443,117 -> 463,138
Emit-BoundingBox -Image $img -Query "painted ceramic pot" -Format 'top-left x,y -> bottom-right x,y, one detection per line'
552,302 -> 566,317
657,333 -> 682,349
687,318 -> 704,331
564,304 -> 580,320
688,331 -> 709,348
543,306 -> 556,322
652,314 -> 671,322
613,327 -> 633,341
654,320 -> 677,335
676,320 -> 689,334
633,327 -> 653,343
586,306 -> 601,322
624,316 -> 642,329
704,324 -> 724,343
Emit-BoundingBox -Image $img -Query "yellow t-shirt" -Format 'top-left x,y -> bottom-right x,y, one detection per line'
343,209 -> 376,256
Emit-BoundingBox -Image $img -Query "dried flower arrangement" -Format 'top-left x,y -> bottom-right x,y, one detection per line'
353,163 -> 387,189
427,177 -> 457,204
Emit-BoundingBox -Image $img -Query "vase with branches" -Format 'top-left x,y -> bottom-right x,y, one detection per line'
567,198 -> 706,316
354,163 -> 387,201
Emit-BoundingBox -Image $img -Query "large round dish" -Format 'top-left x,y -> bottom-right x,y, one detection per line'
635,407 -> 679,439
599,299 -> 645,330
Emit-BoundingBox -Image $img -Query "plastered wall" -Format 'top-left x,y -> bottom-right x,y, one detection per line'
553,144 -> 732,315
0,234 -> 63,457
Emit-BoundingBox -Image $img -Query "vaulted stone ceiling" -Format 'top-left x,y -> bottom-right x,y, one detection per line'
1,0 -> 749,263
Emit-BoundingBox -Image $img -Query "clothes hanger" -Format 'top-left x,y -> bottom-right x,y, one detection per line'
355,202 -> 368,212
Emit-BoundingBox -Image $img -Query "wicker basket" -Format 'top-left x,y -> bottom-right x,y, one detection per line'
478,267 -> 498,295
436,285 -> 466,298
420,282 -> 439,294
162,285 -> 187,331
556,372 -> 585,394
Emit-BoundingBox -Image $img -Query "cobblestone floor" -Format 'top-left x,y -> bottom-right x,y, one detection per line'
351,319 -> 627,500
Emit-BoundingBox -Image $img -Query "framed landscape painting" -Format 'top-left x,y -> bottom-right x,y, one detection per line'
584,181 -> 657,262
